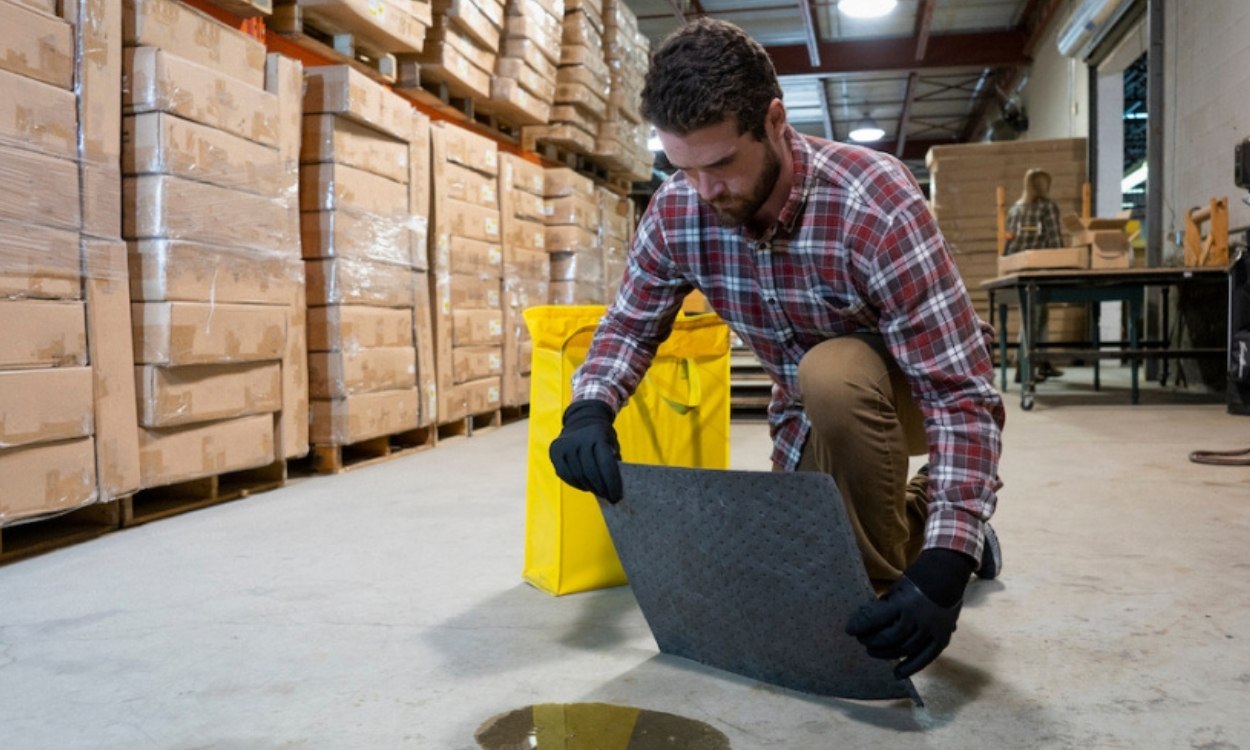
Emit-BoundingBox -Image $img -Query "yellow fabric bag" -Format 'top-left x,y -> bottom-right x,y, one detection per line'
522,305 -> 732,595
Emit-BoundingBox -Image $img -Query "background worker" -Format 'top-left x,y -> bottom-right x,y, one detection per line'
1004,168 -> 1066,381
549,18 -> 1004,679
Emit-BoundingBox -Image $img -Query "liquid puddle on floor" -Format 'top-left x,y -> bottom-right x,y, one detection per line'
475,702 -> 731,749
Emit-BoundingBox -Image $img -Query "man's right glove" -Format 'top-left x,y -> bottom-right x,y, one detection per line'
549,399 -> 623,503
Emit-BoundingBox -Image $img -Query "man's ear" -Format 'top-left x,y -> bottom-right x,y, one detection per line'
766,98 -> 787,137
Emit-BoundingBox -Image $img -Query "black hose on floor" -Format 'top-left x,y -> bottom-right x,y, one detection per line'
1189,447 -> 1250,465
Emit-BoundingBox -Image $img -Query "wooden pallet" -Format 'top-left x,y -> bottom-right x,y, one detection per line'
0,502 -> 122,566
500,404 -> 529,424
268,3 -> 398,84
122,461 -> 287,528
394,65 -> 477,121
437,409 -> 502,440
304,425 -> 437,474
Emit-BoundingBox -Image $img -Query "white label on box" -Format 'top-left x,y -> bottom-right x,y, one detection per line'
482,185 -> 496,204
489,352 -> 501,369
485,217 -> 499,238
488,289 -> 500,308
489,246 -> 502,266
488,385 -> 500,403
489,319 -> 502,336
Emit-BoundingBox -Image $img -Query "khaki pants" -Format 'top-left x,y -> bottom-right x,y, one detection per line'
793,334 -> 929,593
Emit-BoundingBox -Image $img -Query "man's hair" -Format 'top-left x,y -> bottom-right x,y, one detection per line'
1020,168 -> 1053,203
640,18 -> 783,140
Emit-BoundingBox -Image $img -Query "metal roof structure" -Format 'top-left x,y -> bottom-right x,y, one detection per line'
623,0 -> 1065,178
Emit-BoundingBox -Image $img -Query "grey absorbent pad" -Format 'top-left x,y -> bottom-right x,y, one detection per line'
600,463 -> 918,702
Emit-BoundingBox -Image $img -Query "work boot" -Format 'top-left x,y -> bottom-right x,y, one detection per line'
976,523 -> 1002,580
1037,362 -> 1064,379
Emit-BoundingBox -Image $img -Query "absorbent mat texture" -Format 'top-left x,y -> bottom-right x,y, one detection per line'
602,463 -> 918,702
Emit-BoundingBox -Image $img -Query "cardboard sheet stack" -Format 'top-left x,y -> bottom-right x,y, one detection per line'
430,122 -> 505,422
1,0 -> 141,526
415,0 -> 502,102
926,138 -> 1088,343
597,186 -> 633,301
301,65 -> 437,448
595,0 -> 651,181
545,167 -> 603,304
122,0 -> 308,491
499,153 -> 550,407
479,0 -> 561,126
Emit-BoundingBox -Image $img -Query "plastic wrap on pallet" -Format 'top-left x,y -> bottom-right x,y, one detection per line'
448,236 -> 504,277
504,9 -> 562,57
123,174 -> 294,253
443,161 -> 500,208
135,361 -> 283,428
0,2 -> 74,89
549,279 -> 605,305
124,0 -> 268,89
138,413 -> 275,489
433,120 -> 500,176
310,388 -> 420,445
309,347 -> 418,399
543,195 -> 599,231
130,240 -> 305,305
501,36 -> 558,82
301,114 -> 411,184
0,438 -> 98,527
304,66 -> 417,143
450,271 -> 503,309
545,224 -> 599,254
549,248 -> 604,284
307,305 -> 416,354
301,209 -> 415,268
542,166 -> 595,198
305,258 -> 418,308
506,247 -> 551,282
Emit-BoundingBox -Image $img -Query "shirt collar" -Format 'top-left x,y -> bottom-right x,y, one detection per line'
745,125 -> 813,243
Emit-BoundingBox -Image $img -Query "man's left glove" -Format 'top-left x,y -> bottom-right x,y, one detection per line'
549,399 -> 624,503
845,549 -> 975,678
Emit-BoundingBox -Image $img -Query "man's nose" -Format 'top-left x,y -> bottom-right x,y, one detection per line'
694,172 -> 723,201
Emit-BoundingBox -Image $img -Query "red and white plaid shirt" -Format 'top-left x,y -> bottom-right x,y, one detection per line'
573,127 -> 1005,561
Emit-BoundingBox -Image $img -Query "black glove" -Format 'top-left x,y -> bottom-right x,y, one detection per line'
845,549 -> 975,679
549,399 -> 623,503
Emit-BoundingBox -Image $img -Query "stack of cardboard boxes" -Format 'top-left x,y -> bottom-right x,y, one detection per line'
416,0 -> 502,102
926,138 -> 1089,343
287,0 -> 433,56
597,186 -> 633,301
430,122 -> 505,422
1,0 -> 140,524
545,167 -> 603,304
122,0 -> 308,490
480,0 -> 561,125
595,0 -> 650,180
499,153 -> 550,407
301,65 -> 437,448
521,0 -> 606,155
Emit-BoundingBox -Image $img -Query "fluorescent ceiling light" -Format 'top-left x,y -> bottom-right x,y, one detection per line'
848,116 -> 885,143
647,128 -> 662,152
838,0 -> 898,19
1121,162 -> 1148,192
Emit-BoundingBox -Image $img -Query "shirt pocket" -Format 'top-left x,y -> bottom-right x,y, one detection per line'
802,282 -> 867,332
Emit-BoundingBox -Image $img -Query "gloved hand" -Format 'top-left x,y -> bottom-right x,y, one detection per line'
845,549 -> 975,679
549,399 -> 623,503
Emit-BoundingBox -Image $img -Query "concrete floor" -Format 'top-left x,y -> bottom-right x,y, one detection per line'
2,366 -> 1249,749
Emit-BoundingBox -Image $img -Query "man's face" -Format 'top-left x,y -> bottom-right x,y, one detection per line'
657,117 -> 782,228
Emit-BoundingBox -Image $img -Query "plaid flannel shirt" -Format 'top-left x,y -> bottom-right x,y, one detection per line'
1004,199 -> 1064,254
572,127 -> 1005,561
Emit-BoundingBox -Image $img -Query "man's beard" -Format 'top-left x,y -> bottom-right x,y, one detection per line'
707,141 -> 782,228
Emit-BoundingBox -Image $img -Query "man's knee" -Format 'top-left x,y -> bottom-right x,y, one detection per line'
798,336 -> 892,417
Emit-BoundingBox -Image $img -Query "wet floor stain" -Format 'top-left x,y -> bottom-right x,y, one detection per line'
475,702 -> 731,749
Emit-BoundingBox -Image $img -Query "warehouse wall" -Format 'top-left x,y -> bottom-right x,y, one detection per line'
1163,0 -> 1250,241
1020,1 -> 1090,142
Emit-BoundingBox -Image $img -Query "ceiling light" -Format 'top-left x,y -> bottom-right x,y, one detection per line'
848,116 -> 884,143
1121,162 -> 1148,192
838,0 -> 898,19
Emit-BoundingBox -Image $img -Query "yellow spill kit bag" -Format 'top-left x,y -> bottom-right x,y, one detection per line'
523,305 -> 731,595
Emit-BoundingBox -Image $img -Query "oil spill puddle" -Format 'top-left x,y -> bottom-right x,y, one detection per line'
475,702 -> 731,749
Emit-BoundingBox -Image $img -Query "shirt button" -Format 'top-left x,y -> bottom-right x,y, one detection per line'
766,297 -> 777,305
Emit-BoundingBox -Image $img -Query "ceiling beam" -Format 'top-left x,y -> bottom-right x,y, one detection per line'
816,81 -> 835,141
663,0 -> 687,25
768,30 -> 1031,77
896,72 -> 918,158
914,0 -> 935,60
797,0 -> 822,67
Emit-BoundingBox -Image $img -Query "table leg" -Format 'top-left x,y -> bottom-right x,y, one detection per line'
1092,301 -> 1101,391
1161,287 -> 1172,386
1130,294 -> 1142,404
998,302 -> 1009,392
1021,283 -> 1037,410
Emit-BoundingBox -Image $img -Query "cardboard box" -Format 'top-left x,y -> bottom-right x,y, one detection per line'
85,238 -> 141,500
441,376 -> 501,421
598,187 -> 632,239
996,247 -> 1090,275
500,152 -> 546,196
134,301 -> 286,365
0,367 -> 94,449
0,145 -> 81,231
417,30 -> 493,100
432,265 -> 454,394
448,236 -> 503,277
545,224 -> 598,253
135,362 -> 282,428
453,345 -> 502,381
301,114 -> 410,184
0,438 -> 97,524
303,65 -> 415,142
75,0 -> 124,168
122,0 -> 267,88
129,239 -> 302,304
0,300 -> 87,368
481,77 -> 551,126
138,413 -> 275,488
504,14 -> 559,59
310,388 -> 420,445
309,346 -> 417,398
300,209 -> 411,267
1090,243 -> 1131,270
124,174 -> 290,251
299,0 -> 428,53
550,249 -> 605,283
543,167 -> 595,199
413,271 -> 437,426
549,279 -> 604,304
501,36 -> 558,82
122,112 -> 286,196
508,0 -> 561,23
0,68 -> 78,158
10,0 -> 57,16
277,282 -> 309,460
124,48 -> 279,147
0,1 -> 74,89
506,246 -> 550,280
506,190 -> 546,222
442,161 -> 499,209
0,218 -> 82,300
307,305 -> 415,352
300,162 -> 411,221
431,121 -> 499,177
495,57 -> 555,99
441,199 -> 501,243
453,307 -> 503,346
305,259 -> 417,308
450,272 -> 502,309
265,53 -> 303,200
409,112 -> 432,271
544,195 -> 599,230
504,216 -> 546,253
433,0 -> 502,52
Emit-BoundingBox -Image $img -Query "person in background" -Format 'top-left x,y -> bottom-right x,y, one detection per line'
548,18 -> 1004,680
1004,168 -> 1065,381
